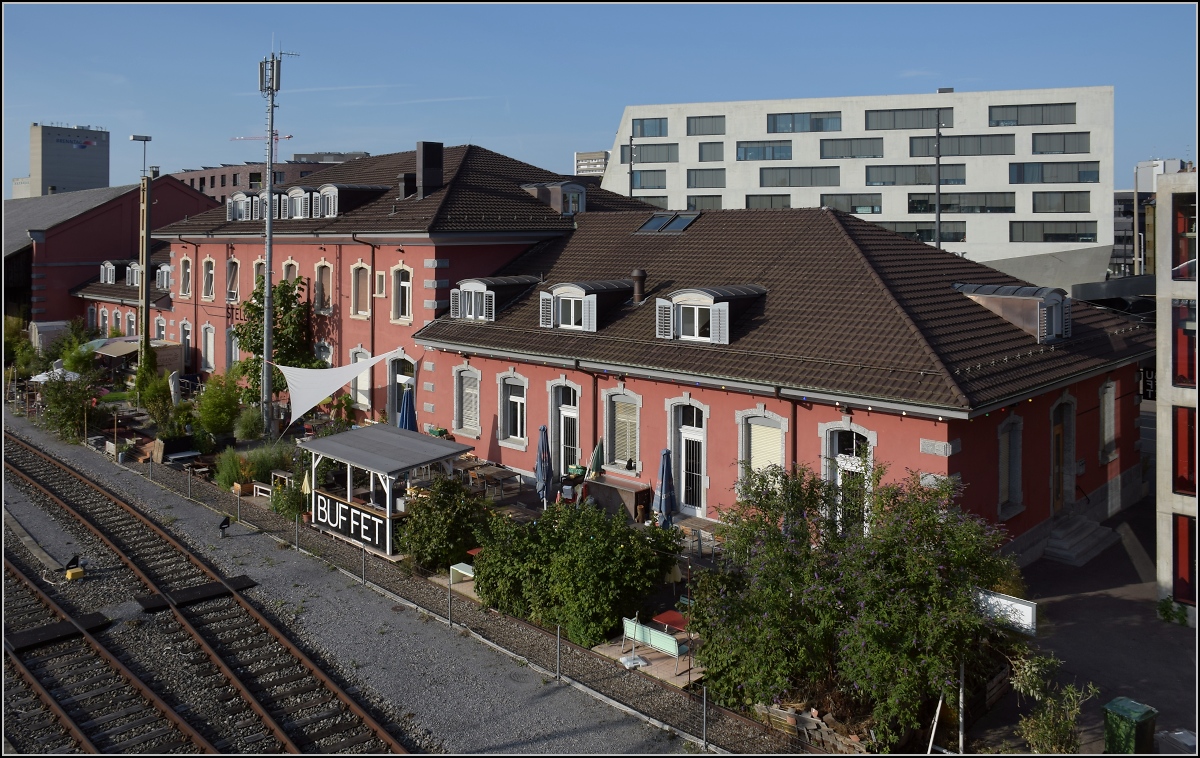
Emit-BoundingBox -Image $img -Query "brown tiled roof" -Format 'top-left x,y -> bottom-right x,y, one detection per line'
153,145 -> 653,237
71,242 -> 172,303
414,208 -> 1153,414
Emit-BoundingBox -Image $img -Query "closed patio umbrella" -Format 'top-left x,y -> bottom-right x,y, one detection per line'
585,440 -> 604,481
396,384 -> 418,432
653,448 -> 677,529
534,425 -> 553,509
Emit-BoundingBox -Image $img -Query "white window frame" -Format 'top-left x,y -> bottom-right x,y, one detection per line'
1098,378 -> 1118,464
155,316 -> 165,340
253,260 -> 266,286
180,320 -> 192,370
602,383 -> 643,475
735,404 -> 789,475
997,413 -> 1024,520
314,262 -> 333,313
99,308 -> 109,335
126,312 -> 136,338
391,264 -> 413,323
374,270 -> 386,298
179,257 -> 192,298
201,324 -> 216,372
558,297 -> 584,329
226,258 -> 240,302
126,264 -> 141,287
319,189 -> 338,218
655,290 -> 731,344
451,282 -> 493,322
201,258 -> 216,301
496,368 -> 529,451
314,341 -> 332,366
665,393 -> 711,518
282,260 -> 298,282
678,304 -> 712,341
817,416 -> 878,532
540,284 -> 598,332
350,347 -> 371,409
454,363 -> 483,438
350,263 -> 371,318
546,376 -> 584,477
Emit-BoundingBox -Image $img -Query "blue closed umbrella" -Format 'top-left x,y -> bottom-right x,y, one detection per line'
653,448 -> 677,528
396,384 -> 417,432
534,425 -> 553,509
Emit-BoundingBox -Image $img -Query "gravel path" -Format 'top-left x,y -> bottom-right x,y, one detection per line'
4,409 -> 690,754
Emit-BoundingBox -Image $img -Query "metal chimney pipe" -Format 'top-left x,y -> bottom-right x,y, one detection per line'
631,269 -> 646,303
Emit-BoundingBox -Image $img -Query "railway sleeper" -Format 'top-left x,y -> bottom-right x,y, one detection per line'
243,660 -> 304,678
257,680 -> 321,705
41,659 -> 112,683
23,646 -> 92,667
59,681 -> 126,706
296,719 -> 362,747
283,706 -> 344,731
71,691 -> 140,720
273,694 -> 335,716
91,713 -> 161,743
318,729 -> 379,754
252,670 -> 312,692
77,703 -> 152,730
213,628 -> 266,647
51,672 -> 121,696
106,724 -> 177,753
190,609 -> 245,627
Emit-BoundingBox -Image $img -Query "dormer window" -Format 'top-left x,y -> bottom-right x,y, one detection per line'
101,262 -> 116,284
521,182 -> 587,215
558,298 -> 584,328
953,283 -> 1073,344
451,275 -> 540,322
655,285 -> 766,345
155,265 -> 170,290
539,280 -> 633,333
126,264 -> 141,287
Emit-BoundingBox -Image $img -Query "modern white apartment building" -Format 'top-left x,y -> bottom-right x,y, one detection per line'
601,86 -> 1114,289
1154,168 -> 1196,627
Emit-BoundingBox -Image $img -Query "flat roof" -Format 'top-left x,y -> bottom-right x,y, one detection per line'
298,424 -> 473,478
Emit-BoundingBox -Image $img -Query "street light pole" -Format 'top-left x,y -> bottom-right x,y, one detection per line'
260,54 -> 280,435
130,135 -> 152,368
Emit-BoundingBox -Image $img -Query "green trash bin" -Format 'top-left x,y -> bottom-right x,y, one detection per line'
1103,697 -> 1158,753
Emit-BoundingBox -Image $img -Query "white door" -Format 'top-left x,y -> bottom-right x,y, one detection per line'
680,429 -> 704,516
559,407 -> 579,472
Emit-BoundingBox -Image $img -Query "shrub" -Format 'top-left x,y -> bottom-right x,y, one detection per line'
235,407 -> 263,441
247,442 -> 293,484
1012,653 -> 1099,754
214,447 -> 252,489
271,483 -> 308,519
39,369 -> 109,442
196,373 -> 242,436
143,375 -> 175,434
394,477 -> 487,570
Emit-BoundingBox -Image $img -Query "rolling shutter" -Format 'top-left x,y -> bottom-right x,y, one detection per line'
461,375 -> 479,430
582,294 -> 597,332
449,289 -> 461,319
539,292 -> 554,327
655,298 -> 674,339
748,421 -> 782,471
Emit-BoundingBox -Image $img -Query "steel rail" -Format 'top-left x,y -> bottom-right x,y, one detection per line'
5,432 -> 408,754
4,558 -> 218,753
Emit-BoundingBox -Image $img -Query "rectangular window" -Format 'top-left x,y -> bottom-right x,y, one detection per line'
1032,191 -> 1091,213
687,169 -> 726,189
865,107 -> 953,130
374,271 -> 386,297
998,425 -> 1018,508
639,196 -> 668,209
1010,221 -> 1098,243
353,267 -> 370,316
679,305 -> 711,340
908,192 -> 1015,214
767,111 -> 841,133
875,221 -> 967,243
632,118 -> 667,138
202,261 -> 215,299
1175,299 -> 1197,388
1174,406 -> 1196,496
866,164 -> 965,186
199,177 -> 206,191
687,115 -> 725,136
822,194 -> 882,214
558,297 -> 583,329
698,142 -> 724,162
1032,132 -> 1091,154
632,170 -> 666,190
687,195 -> 722,211
1174,514 -> 1196,605
612,400 -> 638,465
225,260 -> 239,301
910,134 -> 1014,157
232,174 -> 239,187
1009,162 -> 1100,184
989,103 -> 1076,127
736,141 -> 792,161
619,143 -> 678,164
1173,192 -> 1197,281
504,382 -> 526,441
459,374 -> 479,431
273,171 -> 286,183
760,166 -> 840,187
220,175 -> 227,187
821,138 -> 884,159
747,194 -> 790,209
748,420 -> 783,472
180,260 -> 191,297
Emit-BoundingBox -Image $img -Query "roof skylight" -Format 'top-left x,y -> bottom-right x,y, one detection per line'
635,211 -> 700,234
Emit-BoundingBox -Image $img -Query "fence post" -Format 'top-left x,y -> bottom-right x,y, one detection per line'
702,685 -> 707,748
237,490 -> 241,524
556,625 -> 561,680
362,543 -> 366,585
187,467 -> 192,499
448,574 -> 453,628
148,456 -> 152,482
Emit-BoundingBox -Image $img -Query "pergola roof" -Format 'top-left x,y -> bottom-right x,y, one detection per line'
298,424 -> 473,478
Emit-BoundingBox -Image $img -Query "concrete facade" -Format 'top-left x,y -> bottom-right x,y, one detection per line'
601,86 -> 1114,288
170,158 -> 359,204
574,151 -> 609,176
1154,169 -> 1197,626
13,123 -> 110,198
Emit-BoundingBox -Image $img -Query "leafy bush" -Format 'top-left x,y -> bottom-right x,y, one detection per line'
1157,597 -> 1190,625
235,406 -> 263,441
60,342 -> 96,374
247,442 -> 294,484
196,373 -> 242,436
133,345 -> 158,398
271,483 -> 308,519
688,461 -> 1020,750
1011,653 -> 1099,753
395,477 -> 487,570
214,447 -> 252,489
143,375 -> 176,435
108,325 -> 123,338
194,428 -> 216,455
473,499 -> 680,648
39,369 -> 109,442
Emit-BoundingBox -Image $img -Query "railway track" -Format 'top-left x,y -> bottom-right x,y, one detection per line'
4,432 -> 407,754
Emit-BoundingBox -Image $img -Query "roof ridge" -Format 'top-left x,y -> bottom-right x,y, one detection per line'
825,209 -> 972,408
425,145 -> 473,228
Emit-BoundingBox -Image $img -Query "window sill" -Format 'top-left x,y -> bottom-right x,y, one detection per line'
349,313 -> 370,321
1100,450 -> 1119,465
453,428 -> 481,440
998,503 -> 1025,522
390,317 -> 414,327
499,437 -> 528,452
314,308 -> 333,317
602,462 -> 642,477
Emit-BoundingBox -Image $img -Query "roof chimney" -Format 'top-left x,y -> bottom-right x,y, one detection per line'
400,172 -> 416,198
631,269 -> 647,304
415,142 -> 443,200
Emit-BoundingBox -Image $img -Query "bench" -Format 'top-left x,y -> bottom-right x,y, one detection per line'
252,481 -> 272,498
449,562 -> 475,584
166,451 -> 201,465
621,616 -> 690,674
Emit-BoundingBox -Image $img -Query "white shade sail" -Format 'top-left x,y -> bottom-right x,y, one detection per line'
274,348 -> 401,427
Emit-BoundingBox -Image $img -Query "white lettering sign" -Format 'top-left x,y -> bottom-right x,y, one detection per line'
312,492 -> 387,551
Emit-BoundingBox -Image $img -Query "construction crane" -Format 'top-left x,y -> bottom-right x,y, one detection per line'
230,133 -> 293,163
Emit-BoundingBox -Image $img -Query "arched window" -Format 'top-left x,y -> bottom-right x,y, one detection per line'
179,258 -> 192,297
202,259 -> 216,300
997,414 -> 1024,520
99,309 -> 109,335
254,261 -> 265,285
226,259 -> 240,301
351,264 -> 370,317
314,263 -> 332,312
87,306 -> 96,330
156,264 -> 170,290
227,328 -> 239,368
180,322 -> 192,370
387,355 -> 417,426
126,312 -> 136,337
497,369 -> 529,450
602,384 -> 642,473
283,261 -> 298,281
155,317 -> 165,340
350,348 -> 371,408
392,267 -> 412,321
547,379 -> 583,475
454,364 -> 482,437
818,417 -> 878,534
201,325 -> 216,372
736,405 -> 788,475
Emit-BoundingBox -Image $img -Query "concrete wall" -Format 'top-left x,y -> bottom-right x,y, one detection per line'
29,124 -> 110,196
600,86 -> 1114,278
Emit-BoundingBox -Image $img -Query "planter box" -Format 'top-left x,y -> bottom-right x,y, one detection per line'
231,481 -> 255,497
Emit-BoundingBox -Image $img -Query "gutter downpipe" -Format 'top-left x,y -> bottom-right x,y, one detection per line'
351,234 -> 378,420
575,362 -> 601,453
782,386 -> 797,471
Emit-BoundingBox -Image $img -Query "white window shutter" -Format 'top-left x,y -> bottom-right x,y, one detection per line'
655,298 -> 674,339
710,302 -> 730,344
252,197 -> 260,220
449,289 -> 461,319
539,292 -> 554,327
582,294 -> 597,332
330,193 -> 338,217
302,195 -> 310,218
749,422 -> 783,471
483,291 -> 496,321
272,195 -> 280,219
1062,298 -> 1072,338
1037,302 -> 1048,343
226,201 -> 234,221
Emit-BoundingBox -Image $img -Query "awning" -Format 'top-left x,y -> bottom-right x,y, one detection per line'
298,424 -> 473,478
96,341 -> 140,358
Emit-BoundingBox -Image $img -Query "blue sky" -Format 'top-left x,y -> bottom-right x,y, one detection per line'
3,4 -> 1196,198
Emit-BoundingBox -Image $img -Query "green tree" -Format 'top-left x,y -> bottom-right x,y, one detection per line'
1012,653 -> 1099,754
232,275 -> 324,404
396,476 -> 488,570
60,341 -> 96,374
195,371 -> 243,436
43,318 -> 99,366
38,369 -> 109,442
133,344 -> 158,399
688,461 -> 1020,750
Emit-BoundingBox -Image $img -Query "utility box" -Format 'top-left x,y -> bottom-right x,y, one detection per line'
1103,697 -> 1158,754
1156,729 -> 1196,754
64,567 -> 85,581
